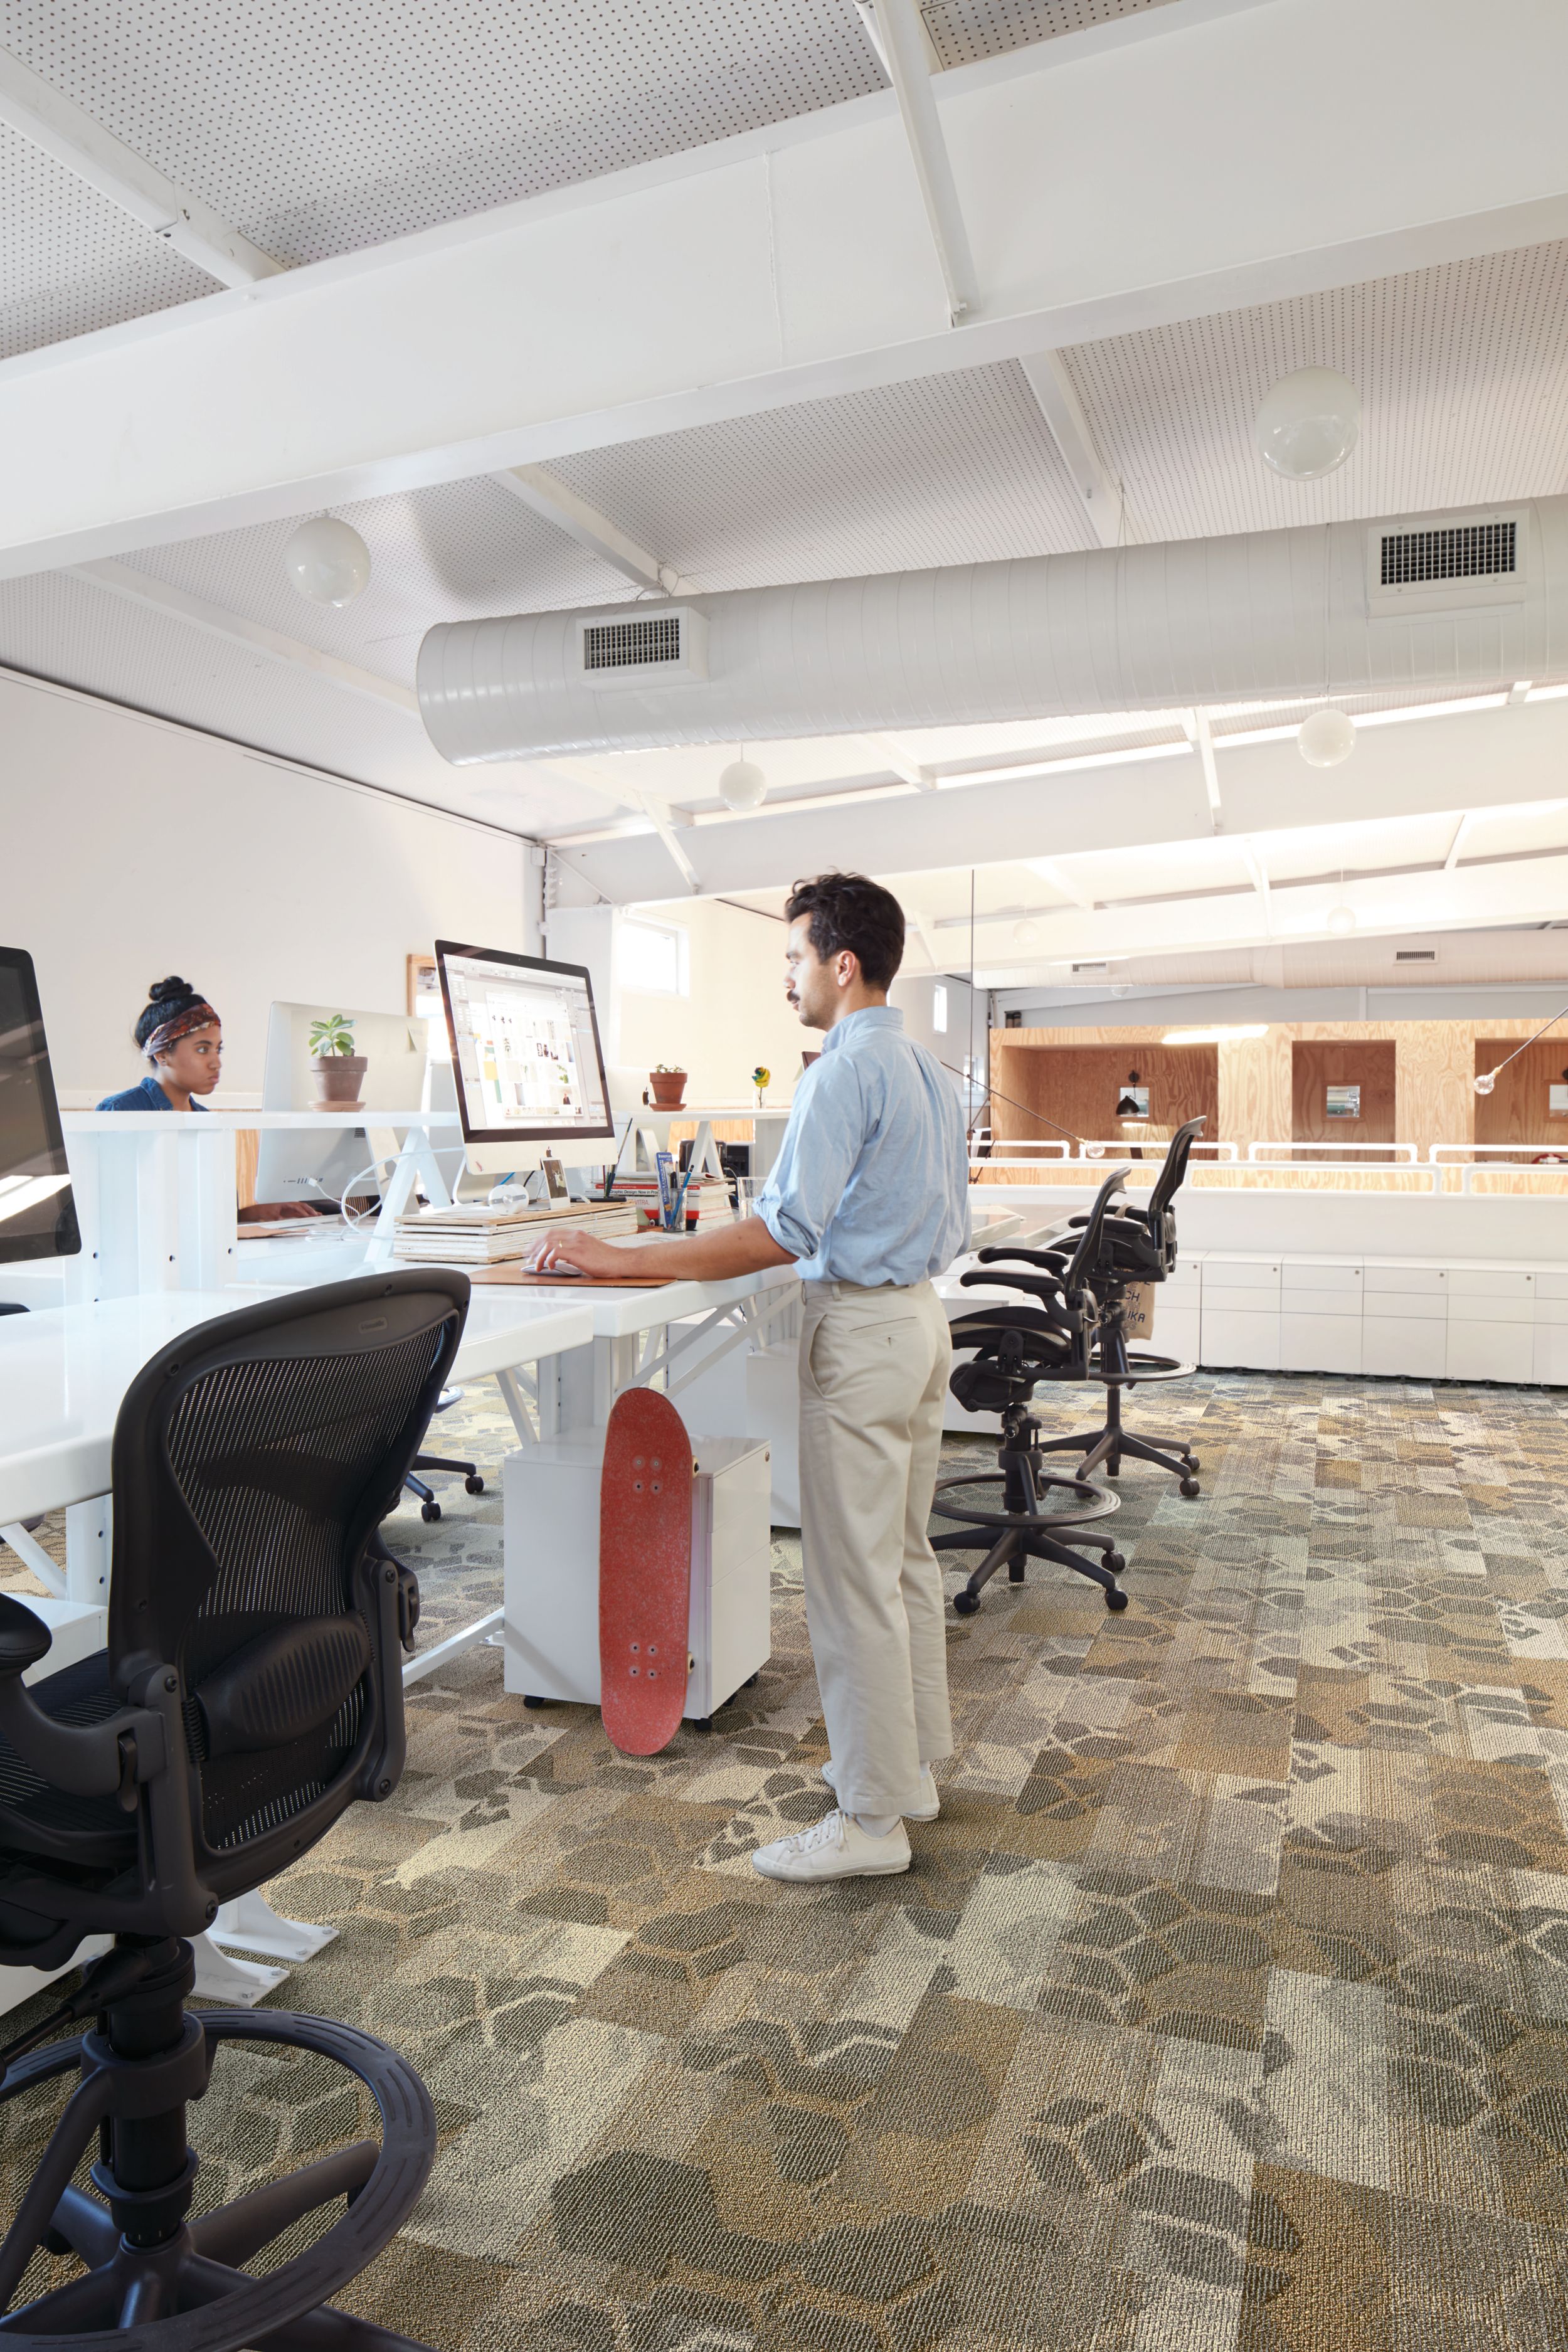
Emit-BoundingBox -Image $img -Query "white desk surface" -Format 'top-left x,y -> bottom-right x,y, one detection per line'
490,1254 -> 800,1340
0,1285 -> 593,1526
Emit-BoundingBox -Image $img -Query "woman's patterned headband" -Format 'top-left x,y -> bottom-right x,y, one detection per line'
145,1002 -> 219,1059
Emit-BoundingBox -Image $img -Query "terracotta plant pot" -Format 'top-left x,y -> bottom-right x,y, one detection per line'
648,1071 -> 687,1108
311,1053 -> 367,1109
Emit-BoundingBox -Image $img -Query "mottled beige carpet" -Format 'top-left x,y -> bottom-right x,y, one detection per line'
9,1368 -> 1568,2351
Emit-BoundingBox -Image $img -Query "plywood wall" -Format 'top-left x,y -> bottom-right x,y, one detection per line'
988,1042 -> 1217,1151
1292,1041 -> 1396,1149
1475,1039 -> 1568,1158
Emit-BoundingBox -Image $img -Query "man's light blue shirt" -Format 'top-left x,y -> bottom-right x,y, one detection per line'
756,1006 -> 971,1286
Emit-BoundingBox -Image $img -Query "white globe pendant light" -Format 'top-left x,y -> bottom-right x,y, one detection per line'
1325,903 -> 1357,937
1254,366 -> 1361,480
1298,706 -> 1357,768
1012,918 -> 1042,951
718,756 -> 767,812
283,516 -> 372,607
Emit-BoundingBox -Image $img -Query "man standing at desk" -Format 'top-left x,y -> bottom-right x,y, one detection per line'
535,873 -> 970,1883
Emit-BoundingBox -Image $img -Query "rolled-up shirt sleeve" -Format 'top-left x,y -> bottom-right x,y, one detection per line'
756,1059 -> 866,1265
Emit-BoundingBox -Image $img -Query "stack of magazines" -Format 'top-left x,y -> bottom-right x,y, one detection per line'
391,1195 -> 636,1266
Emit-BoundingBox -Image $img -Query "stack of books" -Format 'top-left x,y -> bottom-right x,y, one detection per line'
391,1195 -> 636,1266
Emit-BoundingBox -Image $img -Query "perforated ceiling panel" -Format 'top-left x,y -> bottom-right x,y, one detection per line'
0,569 -> 590,833
1064,239 -> 1568,544
0,120 -> 213,358
550,359 -> 1093,588
921,0 -> 1175,70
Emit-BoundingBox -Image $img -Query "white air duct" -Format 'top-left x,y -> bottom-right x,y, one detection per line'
417,499 -> 1568,763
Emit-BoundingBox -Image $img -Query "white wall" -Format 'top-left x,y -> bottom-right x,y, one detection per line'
613,899 -> 805,1107
0,669 -> 535,1101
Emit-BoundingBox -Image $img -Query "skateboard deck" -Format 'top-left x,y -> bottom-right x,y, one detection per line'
599,1389 -> 694,1755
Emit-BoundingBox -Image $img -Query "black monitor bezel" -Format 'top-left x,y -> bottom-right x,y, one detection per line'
0,945 -> 80,1263
433,939 -> 616,1148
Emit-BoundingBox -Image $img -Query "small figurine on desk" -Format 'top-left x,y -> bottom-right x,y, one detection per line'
752,1064 -> 770,1110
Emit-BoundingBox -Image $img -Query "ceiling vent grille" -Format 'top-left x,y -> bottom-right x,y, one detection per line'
1380,521 -> 1517,587
574,606 -> 707,692
1394,949 -> 1438,962
1071,961 -> 1111,975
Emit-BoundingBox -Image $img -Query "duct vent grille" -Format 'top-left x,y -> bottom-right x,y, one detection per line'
1379,521 -> 1516,586
1072,961 -> 1110,975
574,605 -> 707,691
583,615 -> 682,671
1394,949 -> 1438,962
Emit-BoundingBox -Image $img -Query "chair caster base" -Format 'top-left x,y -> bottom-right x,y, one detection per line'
953,1591 -> 982,1616
743,1672 -> 760,1688
1105,1587 -> 1130,1611
689,1715 -> 713,1734
523,1693 -> 548,1708
464,1474 -> 485,1494
1179,1478 -> 1200,1498
420,1500 -> 440,1523
1104,1550 -> 1126,1572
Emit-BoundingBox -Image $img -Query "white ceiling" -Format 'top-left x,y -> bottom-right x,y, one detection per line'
4,0 -> 1568,992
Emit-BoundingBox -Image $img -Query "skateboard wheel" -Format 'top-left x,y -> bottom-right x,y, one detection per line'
1106,1587 -> 1130,1612
1180,1477 -> 1200,1498
953,1591 -> 980,1616
421,1500 -> 440,1523
524,1695 -> 547,1708
465,1474 -> 485,1494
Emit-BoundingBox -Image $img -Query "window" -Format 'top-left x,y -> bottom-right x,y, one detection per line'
932,983 -> 948,1034
1004,1009 -> 1022,1029
619,917 -> 689,997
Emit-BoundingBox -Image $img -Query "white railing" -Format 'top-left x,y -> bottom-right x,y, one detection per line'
1076,1138 -> 1239,1162
1248,1139 -> 1419,1163
1427,1143 -> 1568,1195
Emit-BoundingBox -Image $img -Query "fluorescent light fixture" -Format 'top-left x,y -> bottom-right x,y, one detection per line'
1161,1024 -> 1268,1046
932,741 -> 1192,789
1217,692 -> 1508,752
1527,683 -> 1568,703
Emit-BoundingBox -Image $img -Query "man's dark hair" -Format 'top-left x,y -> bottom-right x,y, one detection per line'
785,873 -> 905,991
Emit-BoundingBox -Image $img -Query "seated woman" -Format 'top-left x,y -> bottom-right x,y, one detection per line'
97,976 -> 223,1113
98,977 -> 316,1220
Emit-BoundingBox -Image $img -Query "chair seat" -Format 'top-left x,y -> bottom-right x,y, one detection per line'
949,1306 -> 1073,1352
0,1650 -> 138,1869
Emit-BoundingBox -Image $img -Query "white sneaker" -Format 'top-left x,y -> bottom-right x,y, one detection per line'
751,1809 -> 912,1883
820,1758 -> 940,1822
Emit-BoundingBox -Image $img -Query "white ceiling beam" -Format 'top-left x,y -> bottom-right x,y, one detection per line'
870,0 -> 978,325
859,733 -> 935,788
7,0 -> 1564,574
1239,840 -> 1272,933
1443,810 -> 1471,870
0,45 -> 282,289
494,466 -> 692,594
548,696 -> 1568,905
66,560 -> 418,714
1019,353 -> 1123,548
1032,859 -> 1095,912
1185,708 -> 1224,830
622,788 -> 701,892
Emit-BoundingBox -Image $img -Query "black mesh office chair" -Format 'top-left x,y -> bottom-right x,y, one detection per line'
0,1268 -> 465,2348
978,1116 -> 1206,1497
933,1167 -> 1128,1615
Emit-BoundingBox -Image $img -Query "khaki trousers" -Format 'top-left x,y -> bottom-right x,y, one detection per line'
797,1278 -> 954,1818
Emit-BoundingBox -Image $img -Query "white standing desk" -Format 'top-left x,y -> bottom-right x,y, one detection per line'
0,1281 -> 593,2009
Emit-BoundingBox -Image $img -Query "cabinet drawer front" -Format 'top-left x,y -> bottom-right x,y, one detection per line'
1153,1306 -> 1200,1363
1449,1293 -> 1534,1326
1281,1293 -> 1360,1321
1364,1291 -> 1447,1323
1448,1268 -> 1534,1300
1279,1315 -> 1364,1375
1201,1310 -> 1281,1372
1363,1320 -> 1448,1379
1364,1264 -> 1446,1295
1202,1283 -> 1281,1316
1535,1269 -> 1568,1301
1282,1262 -> 1363,1294
1446,1325 -> 1534,1383
1537,1296 -> 1568,1327
1204,1262 -> 1280,1292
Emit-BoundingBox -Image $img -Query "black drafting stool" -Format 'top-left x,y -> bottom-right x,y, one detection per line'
0,1268 -> 465,2350
403,1384 -> 484,1522
932,1167 -> 1130,1615
977,1116 -> 1205,1498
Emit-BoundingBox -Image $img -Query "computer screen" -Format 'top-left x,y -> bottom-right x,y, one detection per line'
0,948 -> 80,1263
435,942 -> 613,1162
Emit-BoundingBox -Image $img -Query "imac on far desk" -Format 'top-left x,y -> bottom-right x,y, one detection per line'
435,940 -> 614,1180
253,1002 -> 436,1207
0,946 -> 80,1268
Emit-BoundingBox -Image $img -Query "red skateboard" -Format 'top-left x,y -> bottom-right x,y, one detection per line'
599,1389 -> 694,1755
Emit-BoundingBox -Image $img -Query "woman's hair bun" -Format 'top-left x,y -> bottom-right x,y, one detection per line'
147,976 -> 191,1003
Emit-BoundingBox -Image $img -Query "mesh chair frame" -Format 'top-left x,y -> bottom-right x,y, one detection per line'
0,1271 -> 467,2352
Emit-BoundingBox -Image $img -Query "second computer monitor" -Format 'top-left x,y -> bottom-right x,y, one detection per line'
435,941 -> 613,1177
253,1002 -> 436,1205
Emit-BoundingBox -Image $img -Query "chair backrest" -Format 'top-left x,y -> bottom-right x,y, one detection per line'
1146,1116 -> 1205,1232
1064,1165 -> 1131,1295
108,1269 -> 467,1893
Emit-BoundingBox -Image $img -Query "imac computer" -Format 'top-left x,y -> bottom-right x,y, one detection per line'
253,1002 -> 440,1206
0,947 -> 80,1264
435,941 -> 614,1179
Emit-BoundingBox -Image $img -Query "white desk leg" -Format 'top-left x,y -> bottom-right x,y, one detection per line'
65,1498 -> 111,1606
210,1892 -> 337,1963
191,1931 -> 289,2006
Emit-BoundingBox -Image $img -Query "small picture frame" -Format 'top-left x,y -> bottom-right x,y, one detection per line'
407,953 -> 440,1022
1115,1084 -> 1150,1120
1325,1084 -> 1361,1119
1550,1084 -> 1568,1119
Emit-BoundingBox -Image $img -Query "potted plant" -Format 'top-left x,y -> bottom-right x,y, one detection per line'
648,1062 -> 687,1109
752,1064 -> 771,1110
309,1013 -> 368,1108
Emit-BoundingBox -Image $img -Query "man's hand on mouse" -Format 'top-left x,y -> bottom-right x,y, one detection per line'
528,1228 -> 628,1278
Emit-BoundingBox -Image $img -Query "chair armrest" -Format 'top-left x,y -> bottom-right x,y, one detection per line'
0,1615 -> 169,1802
0,1596 -> 51,1677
